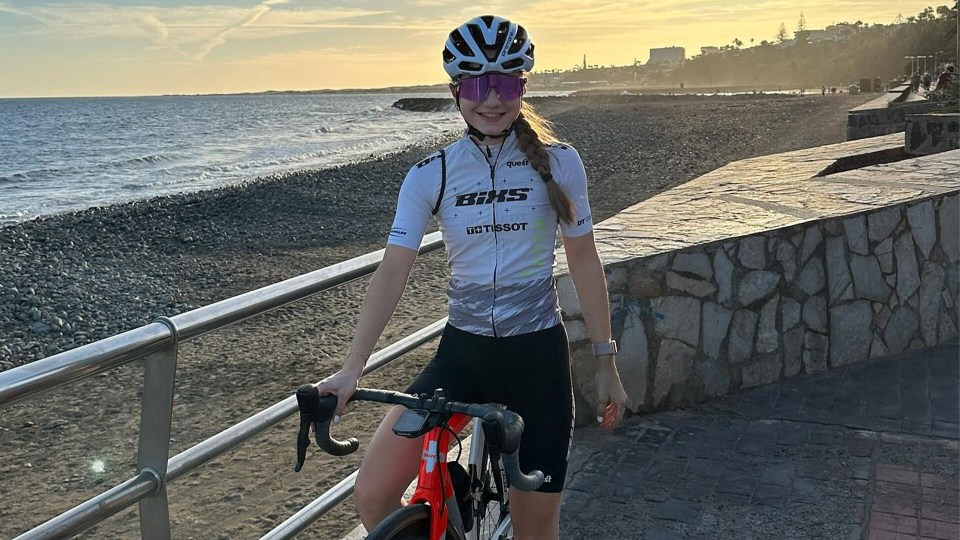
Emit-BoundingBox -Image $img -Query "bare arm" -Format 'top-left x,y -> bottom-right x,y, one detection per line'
318,244 -> 419,415
562,231 -> 629,424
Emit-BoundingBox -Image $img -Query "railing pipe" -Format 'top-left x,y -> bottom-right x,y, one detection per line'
259,471 -> 359,540
167,317 -> 447,481
0,324 -> 171,408
14,470 -> 159,540
171,232 -> 443,341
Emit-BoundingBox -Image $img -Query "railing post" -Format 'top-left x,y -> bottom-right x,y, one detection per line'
136,317 -> 179,540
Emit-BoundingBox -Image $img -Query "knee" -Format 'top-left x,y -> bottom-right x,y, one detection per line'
354,471 -> 388,517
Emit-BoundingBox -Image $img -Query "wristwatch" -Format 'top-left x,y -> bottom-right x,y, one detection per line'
592,339 -> 618,357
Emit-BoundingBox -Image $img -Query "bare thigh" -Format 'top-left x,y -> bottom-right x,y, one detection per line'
355,405 -> 423,528
509,489 -> 561,540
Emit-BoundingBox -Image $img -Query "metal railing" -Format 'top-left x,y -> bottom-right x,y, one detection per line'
0,231 -> 445,540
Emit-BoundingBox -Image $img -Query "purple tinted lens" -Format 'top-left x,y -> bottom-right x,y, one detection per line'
459,74 -> 526,101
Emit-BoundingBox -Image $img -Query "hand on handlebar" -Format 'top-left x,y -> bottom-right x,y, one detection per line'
314,366 -> 361,420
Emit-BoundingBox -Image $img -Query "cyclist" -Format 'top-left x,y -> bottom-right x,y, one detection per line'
317,15 -> 628,540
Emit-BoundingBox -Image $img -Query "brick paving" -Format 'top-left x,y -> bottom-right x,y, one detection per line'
560,342 -> 959,539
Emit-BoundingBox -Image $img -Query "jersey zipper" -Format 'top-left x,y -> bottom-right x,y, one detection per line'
487,145 -> 499,338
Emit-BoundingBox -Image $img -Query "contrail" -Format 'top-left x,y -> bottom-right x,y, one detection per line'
193,0 -> 289,62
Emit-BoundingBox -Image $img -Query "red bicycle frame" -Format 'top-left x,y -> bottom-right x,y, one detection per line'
407,412 -> 471,540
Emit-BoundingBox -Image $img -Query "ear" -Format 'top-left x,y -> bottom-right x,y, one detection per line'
448,83 -> 458,99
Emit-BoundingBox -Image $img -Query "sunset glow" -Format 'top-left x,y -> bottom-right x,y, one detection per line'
0,0 -> 942,97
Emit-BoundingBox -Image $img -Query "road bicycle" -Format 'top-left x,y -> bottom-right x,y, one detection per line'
295,385 -> 544,540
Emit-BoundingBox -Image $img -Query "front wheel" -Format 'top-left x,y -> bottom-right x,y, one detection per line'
367,503 -> 465,540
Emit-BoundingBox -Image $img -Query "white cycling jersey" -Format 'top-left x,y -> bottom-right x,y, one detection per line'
387,131 -> 594,337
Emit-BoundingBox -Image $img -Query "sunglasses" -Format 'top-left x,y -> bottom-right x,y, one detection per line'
455,73 -> 527,102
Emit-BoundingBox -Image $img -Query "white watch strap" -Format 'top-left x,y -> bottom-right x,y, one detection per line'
592,340 -> 618,356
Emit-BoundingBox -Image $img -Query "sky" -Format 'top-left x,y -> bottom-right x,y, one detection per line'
0,0 -> 942,98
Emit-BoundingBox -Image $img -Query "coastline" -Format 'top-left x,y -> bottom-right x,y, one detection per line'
0,92 -> 876,539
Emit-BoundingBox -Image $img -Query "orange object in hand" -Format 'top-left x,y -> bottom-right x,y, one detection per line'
600,403 -> 619,429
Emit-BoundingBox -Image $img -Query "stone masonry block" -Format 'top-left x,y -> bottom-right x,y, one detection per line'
654,339 -> 696,406
801,224 -> 823,263
826,236 -> 854,304
738,270 -> 781,307
729,309 -> 758,364
850,254 -> 890,302
907,200 -> 937,259
939,195 -> 959,263
803,295 -> 828,333
895,232 -> 921,302
673,252 -> 713,280
628,266 -> 663,299
702,302 -> 733,361
843,215 -> 869,255
557,275 -> 582,317
739,236 -> 766,270
918,262 -> 946,346
829,300 -> 873,366
884,305 -> 919,354
650,296 -> 701,347
619,305 -> 649,410
797,256 -> 826,296
714,248 -> 735,304
757,295 -> 780,354
868,206 -> 901,242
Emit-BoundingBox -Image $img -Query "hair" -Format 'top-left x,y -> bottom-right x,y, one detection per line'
513,102 -> 575,224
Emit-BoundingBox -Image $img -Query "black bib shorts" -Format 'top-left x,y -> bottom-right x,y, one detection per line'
405,323 -> 574,493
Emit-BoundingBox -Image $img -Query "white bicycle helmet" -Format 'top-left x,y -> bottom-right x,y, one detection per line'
442,15 -> 535,79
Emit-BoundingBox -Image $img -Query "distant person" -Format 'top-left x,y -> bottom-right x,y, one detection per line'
315,14 -> 628,539
821,85 -> 826,96
922,72 -> 933,91
911,71 -> 922,92
935,65 -> 957,92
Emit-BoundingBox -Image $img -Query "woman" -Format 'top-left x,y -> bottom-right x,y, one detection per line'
317,15 -> 628,540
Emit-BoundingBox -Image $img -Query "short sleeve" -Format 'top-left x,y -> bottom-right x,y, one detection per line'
552,145 -> 593,238
386,161 -> 437,250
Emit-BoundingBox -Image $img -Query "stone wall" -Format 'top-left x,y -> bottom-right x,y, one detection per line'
559,194 -> 959,424
906,113 -> 960,156
847,84 -> 939,140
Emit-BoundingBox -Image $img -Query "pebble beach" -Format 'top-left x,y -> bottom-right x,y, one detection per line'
0,92 -> 874,539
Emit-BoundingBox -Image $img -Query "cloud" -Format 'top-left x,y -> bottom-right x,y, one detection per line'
1,2 -> 398,62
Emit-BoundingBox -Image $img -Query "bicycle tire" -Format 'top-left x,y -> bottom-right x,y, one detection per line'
367,503 -> 465,540
472,454 -> 511,540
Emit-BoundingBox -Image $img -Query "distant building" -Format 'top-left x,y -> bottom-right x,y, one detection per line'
648,46 -> 685,67
797,23 -> 860,44
700,46 -> 720,56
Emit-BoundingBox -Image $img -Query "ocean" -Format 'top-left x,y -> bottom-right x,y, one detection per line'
0,92 -> 465,227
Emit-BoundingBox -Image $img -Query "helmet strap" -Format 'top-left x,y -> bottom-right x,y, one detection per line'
465,121 -> 515,142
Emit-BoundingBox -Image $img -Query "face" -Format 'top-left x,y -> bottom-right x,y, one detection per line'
450,72 -> 524,142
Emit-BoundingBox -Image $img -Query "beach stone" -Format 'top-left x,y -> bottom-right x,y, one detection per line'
918,262 -> 946,346
843,215 -> 869,255
783,327 -> 804,377
906,200 -> 936,259
803,331 -> 829,373
938,195 -> 959,263
728,309 -> 758,364
868,206 -> 901,242
696,361 -> 730,398
701,302 -> 733,361
738,270 -> 780,307
654,339 -> 695,406
627,267 -> 661,299
742,356 -> 782,389
884,306 -> 919,354
801,225 -> 823,263
825,237 -> 853,304
618,306 -> 649,407
666,272 -> 716,298
829,300 -> 872,366
875,237 -> 894,273
713,248 -> 734,304
650,296 -> 701,346
894,233 -> 921,302
797,256 -> 826,296
781,298 -> 801,330
739,236 -> 766,270
850,254 -> 889,302
673,252 -> 713,280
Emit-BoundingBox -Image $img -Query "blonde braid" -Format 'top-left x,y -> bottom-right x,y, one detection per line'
514,103 -> 575,224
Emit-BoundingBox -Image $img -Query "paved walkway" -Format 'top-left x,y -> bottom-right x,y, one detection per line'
560,342 -> 959,539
